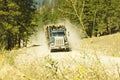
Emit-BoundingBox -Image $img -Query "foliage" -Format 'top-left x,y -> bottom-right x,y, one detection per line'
1,0 -> 120,49
0,0 -> 39,50
42,0 -> 120,37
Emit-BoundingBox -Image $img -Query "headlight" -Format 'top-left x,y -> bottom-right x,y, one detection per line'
50,42 -> 54,46
65,42 -> 68,45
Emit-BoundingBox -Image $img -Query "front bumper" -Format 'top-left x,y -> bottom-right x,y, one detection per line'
50,45 -> 69,50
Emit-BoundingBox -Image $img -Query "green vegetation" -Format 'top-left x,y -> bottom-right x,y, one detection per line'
0,0 -> 120,49
40,0 -> 120,37
0,0 -> 39,50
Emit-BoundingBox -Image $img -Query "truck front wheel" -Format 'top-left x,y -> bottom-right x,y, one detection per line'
66,48 -> 70,52
50,49 -> 54,52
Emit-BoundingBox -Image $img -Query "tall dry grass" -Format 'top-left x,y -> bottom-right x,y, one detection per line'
0,49 -> 120,80
81,32 -> 120,57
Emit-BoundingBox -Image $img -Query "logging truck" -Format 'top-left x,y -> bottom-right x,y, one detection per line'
45,24 -> 70,52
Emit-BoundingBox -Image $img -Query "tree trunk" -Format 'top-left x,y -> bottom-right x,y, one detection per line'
7,33 -> 11,50
18,37 -> 21,48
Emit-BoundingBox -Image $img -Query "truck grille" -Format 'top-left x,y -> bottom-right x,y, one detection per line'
55,38 -> 64,46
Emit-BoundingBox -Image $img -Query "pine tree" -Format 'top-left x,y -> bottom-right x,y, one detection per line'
0,0 -> 38,50
0,0 -> 21,49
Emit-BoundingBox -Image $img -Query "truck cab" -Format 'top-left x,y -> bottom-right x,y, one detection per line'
50,30 -> 69,51
45,24 -> 70,52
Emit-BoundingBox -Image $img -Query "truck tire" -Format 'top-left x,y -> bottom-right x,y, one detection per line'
50,49 -> 53,52
66,48 -> 70,52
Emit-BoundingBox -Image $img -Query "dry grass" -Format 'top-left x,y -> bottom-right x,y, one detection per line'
0,33 -> 120,80
81,32 -> 120,57
0,51 -> 120,80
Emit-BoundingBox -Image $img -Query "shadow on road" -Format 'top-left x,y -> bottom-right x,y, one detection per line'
51,49 -> 72,53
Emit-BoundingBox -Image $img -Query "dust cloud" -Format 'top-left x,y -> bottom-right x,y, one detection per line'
29,27 -> 46,46
29,20 -> 83,51
57,20 -> 83,50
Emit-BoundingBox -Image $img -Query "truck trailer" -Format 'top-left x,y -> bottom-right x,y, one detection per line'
45,24 -> 70,52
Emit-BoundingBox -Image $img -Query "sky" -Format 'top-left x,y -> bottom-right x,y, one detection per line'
39,0 -> 43,3
39,0 -> 52,3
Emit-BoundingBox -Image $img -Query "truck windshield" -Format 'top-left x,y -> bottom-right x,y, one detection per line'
52,31 -> 64,37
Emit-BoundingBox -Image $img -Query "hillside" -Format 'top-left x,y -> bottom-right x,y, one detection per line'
81,33 -> 120,57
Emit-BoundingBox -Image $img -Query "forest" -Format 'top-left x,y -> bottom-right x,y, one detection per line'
0,0 -> 120,50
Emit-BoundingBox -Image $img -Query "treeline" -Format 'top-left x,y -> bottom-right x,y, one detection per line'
40,0 -> 120,37
1,0 -> 120,50
0,0 -> 39,50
